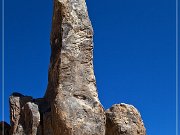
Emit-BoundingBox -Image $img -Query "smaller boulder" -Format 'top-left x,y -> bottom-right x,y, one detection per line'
106,103 -> 146,135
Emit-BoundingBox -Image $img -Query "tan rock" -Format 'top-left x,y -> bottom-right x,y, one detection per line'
45,0 -> 106,134
6,1 -> 146,135
105,104 -> 146,135
9,93 -> 41,135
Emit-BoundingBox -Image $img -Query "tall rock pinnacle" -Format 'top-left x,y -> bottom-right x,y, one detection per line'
45,0 -> 106,134
2,0 -> 146,135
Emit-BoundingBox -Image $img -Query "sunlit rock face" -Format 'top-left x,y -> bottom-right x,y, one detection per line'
44,0 -> 106,134
9,93 -> 43,135
4,0 -> 146,135
105,104 -> 146,135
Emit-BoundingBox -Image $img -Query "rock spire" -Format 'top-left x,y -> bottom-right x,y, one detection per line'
1,0 -> 146,135
45,0 -> 106,134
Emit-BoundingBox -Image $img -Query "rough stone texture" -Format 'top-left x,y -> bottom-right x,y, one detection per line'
9,93 -> 33,134
44,0 -> 106,134
106,104 -> 146,135
6,0 -> 146,135
0,121 -> 11,135
9,93 -> 42,135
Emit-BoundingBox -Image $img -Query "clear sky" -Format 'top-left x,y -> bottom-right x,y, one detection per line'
0,0 -> 177,134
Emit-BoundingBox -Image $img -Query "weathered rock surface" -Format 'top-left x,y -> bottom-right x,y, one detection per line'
0,121 -> 11,135
9,93 -> 42,135
106,104 -> 146,135
44,0 -> 106,134
5,0 -> 146,135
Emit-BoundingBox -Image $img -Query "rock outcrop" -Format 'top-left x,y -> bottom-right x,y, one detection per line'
9,93 -> 42,135
2,0 -> 146,135
45,0 -> 106,134
106,104 -> 146,135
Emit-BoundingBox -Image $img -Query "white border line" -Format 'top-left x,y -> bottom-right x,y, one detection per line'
176,0 -> 179,135
2,0 -> 4,134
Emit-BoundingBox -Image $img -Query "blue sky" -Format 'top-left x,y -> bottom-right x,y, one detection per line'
1,0 -> 178,134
